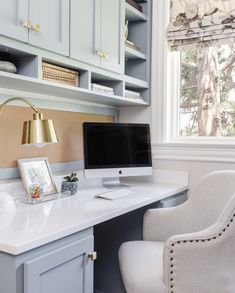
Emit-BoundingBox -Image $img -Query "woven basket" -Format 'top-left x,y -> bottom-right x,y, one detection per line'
42,62 -> 79,87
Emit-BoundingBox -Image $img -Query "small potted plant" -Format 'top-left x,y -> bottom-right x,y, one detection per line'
61,172 -> 78,195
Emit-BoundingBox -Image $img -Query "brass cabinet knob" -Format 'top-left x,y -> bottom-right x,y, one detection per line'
31,24 -> 41,32
88,251 -> 97,261
23,20 -> 32,29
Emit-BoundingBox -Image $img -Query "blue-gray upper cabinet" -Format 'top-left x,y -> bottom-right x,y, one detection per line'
100,0 -> 124,74
28,0 -> 69,56
70,0 -> 101,68
24,234 -> 94,293
70,0 -> 124,74
0,0 -> 69,56
0,0 -> 28,42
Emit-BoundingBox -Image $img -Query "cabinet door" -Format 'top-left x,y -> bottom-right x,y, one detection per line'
0,0 -> 28,42
100,0 -> 124,74
24,236 -> 94,293
70,0 -> 101,67
28,0 -> 69,56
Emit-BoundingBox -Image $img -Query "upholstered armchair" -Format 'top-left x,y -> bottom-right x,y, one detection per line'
119,170 -> 235,293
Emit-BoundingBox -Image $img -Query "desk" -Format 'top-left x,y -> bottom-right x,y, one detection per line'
0,171 -> 188,293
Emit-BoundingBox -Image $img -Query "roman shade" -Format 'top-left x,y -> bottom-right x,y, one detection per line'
167,0 -> 235,51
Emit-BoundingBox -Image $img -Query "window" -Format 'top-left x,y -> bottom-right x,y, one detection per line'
180,44 -> 235,137
151,0 -> 235,162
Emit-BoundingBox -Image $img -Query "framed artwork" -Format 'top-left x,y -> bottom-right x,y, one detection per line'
17,157 -> 58,196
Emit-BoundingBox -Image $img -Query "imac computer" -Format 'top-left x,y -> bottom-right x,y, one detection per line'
83,122 -> 152,187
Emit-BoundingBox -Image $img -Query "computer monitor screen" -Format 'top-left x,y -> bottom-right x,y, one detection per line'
83,123 -> 152,181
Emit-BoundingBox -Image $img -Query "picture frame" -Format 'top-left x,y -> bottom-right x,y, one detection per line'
17,157 -> 58,196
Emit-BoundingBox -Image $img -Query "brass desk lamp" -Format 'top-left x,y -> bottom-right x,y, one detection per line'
0,97 -> 58,147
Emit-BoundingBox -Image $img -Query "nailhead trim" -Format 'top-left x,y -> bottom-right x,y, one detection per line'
168,212 -> 235,292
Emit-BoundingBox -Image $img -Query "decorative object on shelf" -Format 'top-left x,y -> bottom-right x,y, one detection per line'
61,172 -> 78,195
0,61 -> 17,74
126,0 -> 143,12
91,83 -> 114,95
124,20 -> 140,52
124,20 -> 129,41
0,51 -> 17,74
18,157 -> 58,202
125,40 -> 140,52
0,97 -> 58,146
42,62 -> 80,87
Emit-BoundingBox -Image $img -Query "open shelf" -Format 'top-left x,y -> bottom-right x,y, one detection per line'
124,0 -> 151,105
91,72 -> 123,97
125,3 -> 147,22
0,71 -> 148,107
125,45 -> 146,60
124,85 -> 150,105
124,75 -> 148,89
0,45 -> 39,79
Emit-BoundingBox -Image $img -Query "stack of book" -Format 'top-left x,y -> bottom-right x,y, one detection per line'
91,83 -> 114,95
125,89 -> 142,100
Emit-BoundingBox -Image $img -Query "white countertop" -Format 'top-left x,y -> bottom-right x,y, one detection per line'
0,179 -> 188,255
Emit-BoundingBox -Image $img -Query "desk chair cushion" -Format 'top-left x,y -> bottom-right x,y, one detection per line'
119,241 -> 167,293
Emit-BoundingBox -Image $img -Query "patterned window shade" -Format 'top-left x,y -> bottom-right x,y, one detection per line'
167,0 -> 235,51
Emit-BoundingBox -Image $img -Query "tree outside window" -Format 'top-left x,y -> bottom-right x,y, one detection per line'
180,44 -> 235,137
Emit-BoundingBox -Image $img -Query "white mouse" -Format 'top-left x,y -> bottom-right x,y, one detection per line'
0,191 -> 15,213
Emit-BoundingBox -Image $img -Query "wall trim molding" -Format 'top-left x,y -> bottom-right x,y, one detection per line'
152,143 -> 235,163
0,160 -> 84,180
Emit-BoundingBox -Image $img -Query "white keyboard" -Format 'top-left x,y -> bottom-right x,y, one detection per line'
96,188 -> 134,200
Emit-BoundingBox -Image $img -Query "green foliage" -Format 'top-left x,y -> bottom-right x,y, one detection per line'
181,50 -> 197,64
63,172 -> 78,182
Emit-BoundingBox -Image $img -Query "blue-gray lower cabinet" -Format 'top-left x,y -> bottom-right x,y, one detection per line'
0,228 -> 94,293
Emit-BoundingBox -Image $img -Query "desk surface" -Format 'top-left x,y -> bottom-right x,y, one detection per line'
0,181 -> 188,255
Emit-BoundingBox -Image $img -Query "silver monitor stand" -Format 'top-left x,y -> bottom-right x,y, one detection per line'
103,177 -> 130,189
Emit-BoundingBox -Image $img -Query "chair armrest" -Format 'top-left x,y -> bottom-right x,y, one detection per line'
163,194 -> 235,292
143,201 -> 192,241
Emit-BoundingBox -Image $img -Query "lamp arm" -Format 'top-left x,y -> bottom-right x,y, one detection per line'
0,97 -> 40,114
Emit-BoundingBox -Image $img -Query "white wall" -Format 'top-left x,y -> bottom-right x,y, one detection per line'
154,159 -> 235,190
119,106 -> 152,125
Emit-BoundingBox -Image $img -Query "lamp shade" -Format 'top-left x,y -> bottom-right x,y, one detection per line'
21,112 -> 58,146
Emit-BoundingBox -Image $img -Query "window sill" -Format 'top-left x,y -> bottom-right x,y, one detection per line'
152,142 -> 235,163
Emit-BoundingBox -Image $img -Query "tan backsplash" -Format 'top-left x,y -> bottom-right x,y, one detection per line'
0,105 -> 114,168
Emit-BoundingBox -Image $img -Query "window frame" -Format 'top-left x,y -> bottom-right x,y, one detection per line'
151,0 -> 235,162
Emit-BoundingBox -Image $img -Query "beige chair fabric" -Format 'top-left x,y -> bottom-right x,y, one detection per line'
119,170 -> 235,293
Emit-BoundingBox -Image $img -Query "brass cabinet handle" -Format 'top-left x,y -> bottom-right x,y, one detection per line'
88,251 -> 97,261
96,50 -> 109,58
23,20 -> 32,29
102,51 -> 109,58
31,24 -> 41,32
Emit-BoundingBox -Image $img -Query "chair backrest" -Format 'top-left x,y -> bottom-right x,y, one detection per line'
187,170 -> 235,232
